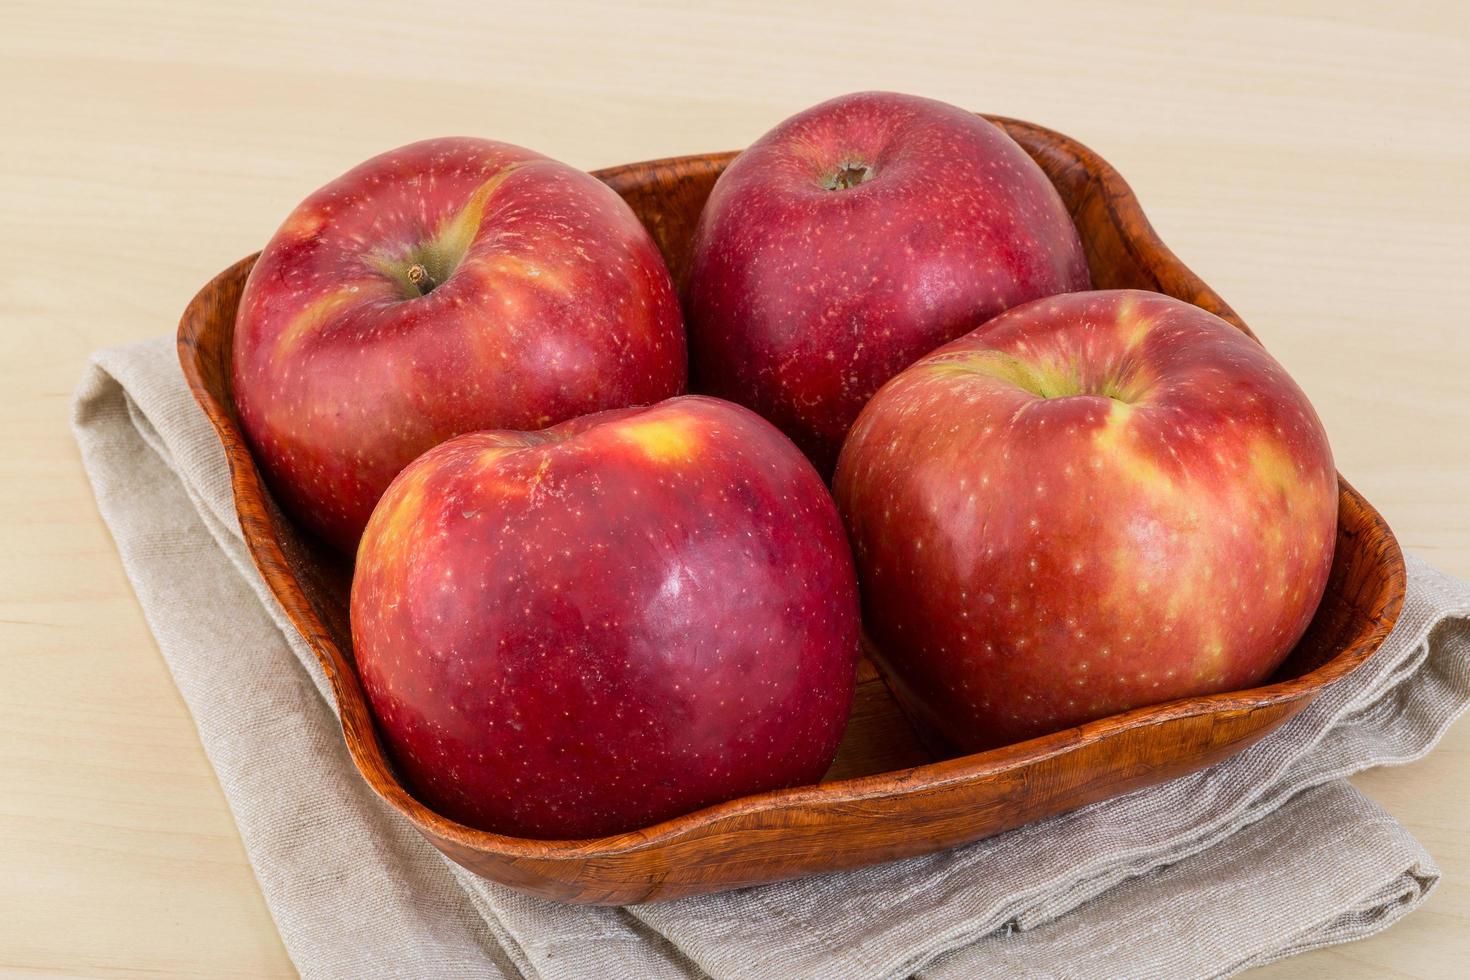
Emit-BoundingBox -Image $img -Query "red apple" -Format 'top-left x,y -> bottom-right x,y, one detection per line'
233,137 -> 686,553
350,395 -> 860,839
684,91 -> 1090,476
834,290 -> 1337,751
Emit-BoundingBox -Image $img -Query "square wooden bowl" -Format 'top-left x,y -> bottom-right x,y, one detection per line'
177,116 -> 1405,905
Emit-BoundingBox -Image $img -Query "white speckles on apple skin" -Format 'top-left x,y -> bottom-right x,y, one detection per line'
233,137 -> 687,554
834,290 -> 1338,752
351,395 -> 860,840
685,92 -> 1091,476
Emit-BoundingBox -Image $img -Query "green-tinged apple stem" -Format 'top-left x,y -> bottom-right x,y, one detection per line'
407,263 -> 437,295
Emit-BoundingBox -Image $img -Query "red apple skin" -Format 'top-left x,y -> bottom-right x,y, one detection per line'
684,91 -> 1091,477
833,290 -> 1337,752
233,138 -> 686,553
350,395 -> 860,839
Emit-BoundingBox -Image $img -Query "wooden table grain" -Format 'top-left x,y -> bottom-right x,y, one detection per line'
2,1 -> 1465,976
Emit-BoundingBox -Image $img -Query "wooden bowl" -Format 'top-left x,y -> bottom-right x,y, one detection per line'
177,117 -> 1406,905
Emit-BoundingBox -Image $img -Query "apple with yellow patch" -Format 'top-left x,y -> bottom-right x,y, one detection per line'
233,137 -> 686,552
834,290 -> 1337,751
351,395 -> 861,839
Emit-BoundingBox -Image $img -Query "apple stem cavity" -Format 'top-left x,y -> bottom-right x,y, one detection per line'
824,162 -> 873,191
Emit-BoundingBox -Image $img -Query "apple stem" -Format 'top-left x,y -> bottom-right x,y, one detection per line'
407,263 -> 437,295
825,162 -> 872,191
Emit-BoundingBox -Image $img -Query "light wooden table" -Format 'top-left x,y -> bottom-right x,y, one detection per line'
3,1 -> 1466,976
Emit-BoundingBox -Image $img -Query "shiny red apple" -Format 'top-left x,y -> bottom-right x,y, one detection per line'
684,91 -> 1090,476
351,395 -> 861,839
233,137 -> 686,553
834,290 -> 1337,751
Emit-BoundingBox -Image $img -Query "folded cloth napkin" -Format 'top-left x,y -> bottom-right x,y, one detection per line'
74,337 -> 1470,980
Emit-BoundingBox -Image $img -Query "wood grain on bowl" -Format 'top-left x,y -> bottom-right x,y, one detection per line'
177,117 -> 1405,905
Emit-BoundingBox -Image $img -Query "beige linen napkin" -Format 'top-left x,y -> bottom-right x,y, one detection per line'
74,337 -> 1470,980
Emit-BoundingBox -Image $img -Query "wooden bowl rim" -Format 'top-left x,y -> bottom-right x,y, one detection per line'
177,118 -> 1406,863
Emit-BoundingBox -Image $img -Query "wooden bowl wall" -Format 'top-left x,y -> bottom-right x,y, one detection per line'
177,117 -> 1405,905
